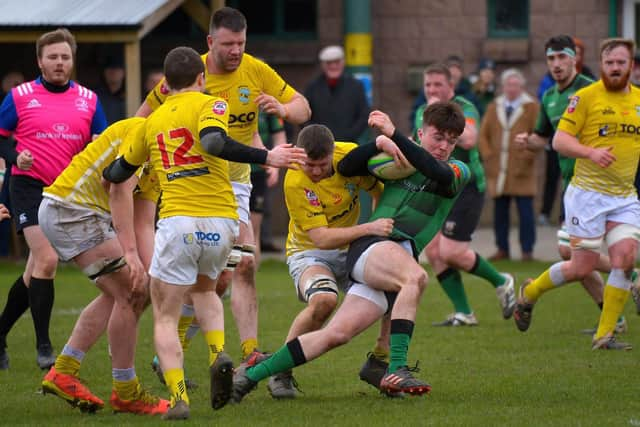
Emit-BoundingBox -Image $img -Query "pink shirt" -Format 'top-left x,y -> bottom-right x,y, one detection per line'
0,78 -> 106,186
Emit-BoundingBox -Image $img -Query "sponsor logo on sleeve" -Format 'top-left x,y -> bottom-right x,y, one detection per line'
212,100 -> 227,115
567,96 -> 579,113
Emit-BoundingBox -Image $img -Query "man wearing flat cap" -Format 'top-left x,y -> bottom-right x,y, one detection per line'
303,45 -> 369,142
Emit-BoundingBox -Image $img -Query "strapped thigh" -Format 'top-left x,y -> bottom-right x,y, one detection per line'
300,274 -> 339,303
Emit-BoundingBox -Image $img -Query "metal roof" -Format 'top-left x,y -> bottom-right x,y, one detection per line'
0,0 -> 178,27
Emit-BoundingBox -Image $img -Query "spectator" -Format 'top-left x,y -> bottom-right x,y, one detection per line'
94,57 -> 125,124
479,68 -> 539,262
632,53 -> 640,86
143,68 -> 163,97
469,58 -> 497,116
445,55 -> 481,111
303,45 -> 369,143
1,71 -> 25,100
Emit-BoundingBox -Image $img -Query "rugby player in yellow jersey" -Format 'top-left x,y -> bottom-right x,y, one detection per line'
103,46 -> 306,420
264,124 -> 392,398
514,38 -> 640,350
36,117 -> 169,415
137,6 -> 311,366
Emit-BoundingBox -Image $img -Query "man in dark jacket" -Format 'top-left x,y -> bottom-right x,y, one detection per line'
303,45 -> 369,143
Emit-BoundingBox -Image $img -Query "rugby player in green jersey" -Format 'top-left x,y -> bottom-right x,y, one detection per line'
231,101 -> 471,399
514,35 -> 629,335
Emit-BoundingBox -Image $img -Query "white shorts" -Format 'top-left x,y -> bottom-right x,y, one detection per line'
351,239 -> 414,284
38,197 -> 115,262
232,181 -> 252,225
564,184 -> 640,238
287,249 -> 349,301
347,281 -> 389,313
150,216 -> 239,285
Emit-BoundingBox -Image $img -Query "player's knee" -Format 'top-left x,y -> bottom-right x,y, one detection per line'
424,244 -> 440,264
408,267 -> 428,291
37,252 -> 59,276
308,294 -> 338,323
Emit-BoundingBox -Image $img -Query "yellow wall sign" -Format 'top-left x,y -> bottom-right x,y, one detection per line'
345,33 -> 372,67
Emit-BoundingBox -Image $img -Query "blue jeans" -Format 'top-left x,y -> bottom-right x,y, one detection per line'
493,195 -> 535,255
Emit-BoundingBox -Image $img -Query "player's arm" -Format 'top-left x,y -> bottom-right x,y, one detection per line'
516,102 -> 551,152
200,126 -> 305,168
336,142 -> 381,177
109,174 -> 147,305
307,219 -> 393,250
0,203 -> 9,221
515,132 -> 548,152
553,130 -> 615,168
256,92 -> 311,125
456,117 -> 478,150
135,101 -> 153,118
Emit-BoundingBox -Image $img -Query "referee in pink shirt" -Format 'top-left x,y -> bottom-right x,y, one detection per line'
0,28 -> 107,370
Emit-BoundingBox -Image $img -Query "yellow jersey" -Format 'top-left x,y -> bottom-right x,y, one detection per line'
43,117 -> 151,213
284,142 -> 383,257
146,53 -> 297,184
557,80 -> 640,196
122,91 -> 237,220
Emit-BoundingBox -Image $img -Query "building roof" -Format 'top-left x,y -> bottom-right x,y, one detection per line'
0,0 -> 176,28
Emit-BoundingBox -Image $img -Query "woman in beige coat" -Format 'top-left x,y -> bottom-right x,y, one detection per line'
479,68 -> 539,261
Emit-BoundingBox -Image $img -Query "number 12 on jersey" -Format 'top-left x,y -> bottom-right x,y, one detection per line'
156,127 -> 204,169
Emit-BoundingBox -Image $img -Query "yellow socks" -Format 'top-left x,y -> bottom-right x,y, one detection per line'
54,354 -> 81,376
241,338 -> 258,360
372,345 -> 389,363
524,269 -> 556,303
595,285 -> 630,339
113,377 -> 139,400
204,330 -> 225,365
164,368 -> 189,406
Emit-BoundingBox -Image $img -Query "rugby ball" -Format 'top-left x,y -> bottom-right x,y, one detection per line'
367,152 -> 416,180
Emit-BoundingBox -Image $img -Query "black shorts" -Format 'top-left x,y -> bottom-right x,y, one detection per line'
441,184 -> 484,242
249,170 -> 267,213
9,175 -> 45,233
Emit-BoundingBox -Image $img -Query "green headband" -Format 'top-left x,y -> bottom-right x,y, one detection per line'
546,47 -> 576,57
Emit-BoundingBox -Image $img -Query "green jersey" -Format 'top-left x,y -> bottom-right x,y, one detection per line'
413,96 -> 485,192
534,73 -> 594,188
370,159 -> 470,253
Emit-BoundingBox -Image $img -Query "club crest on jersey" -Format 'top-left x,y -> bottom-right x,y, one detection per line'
238,86 -> 250,104
332,193 -> 343,204
304,188 -> 320,207
52,123 -> 69,133
212,100 -> 227,115
75,97 -> 89,112
567,96 -> 579,113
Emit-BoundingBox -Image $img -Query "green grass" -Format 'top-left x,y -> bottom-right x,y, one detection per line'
0,259 -> 639,426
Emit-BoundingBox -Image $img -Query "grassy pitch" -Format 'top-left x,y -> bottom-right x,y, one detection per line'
0,259 -> 638,426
